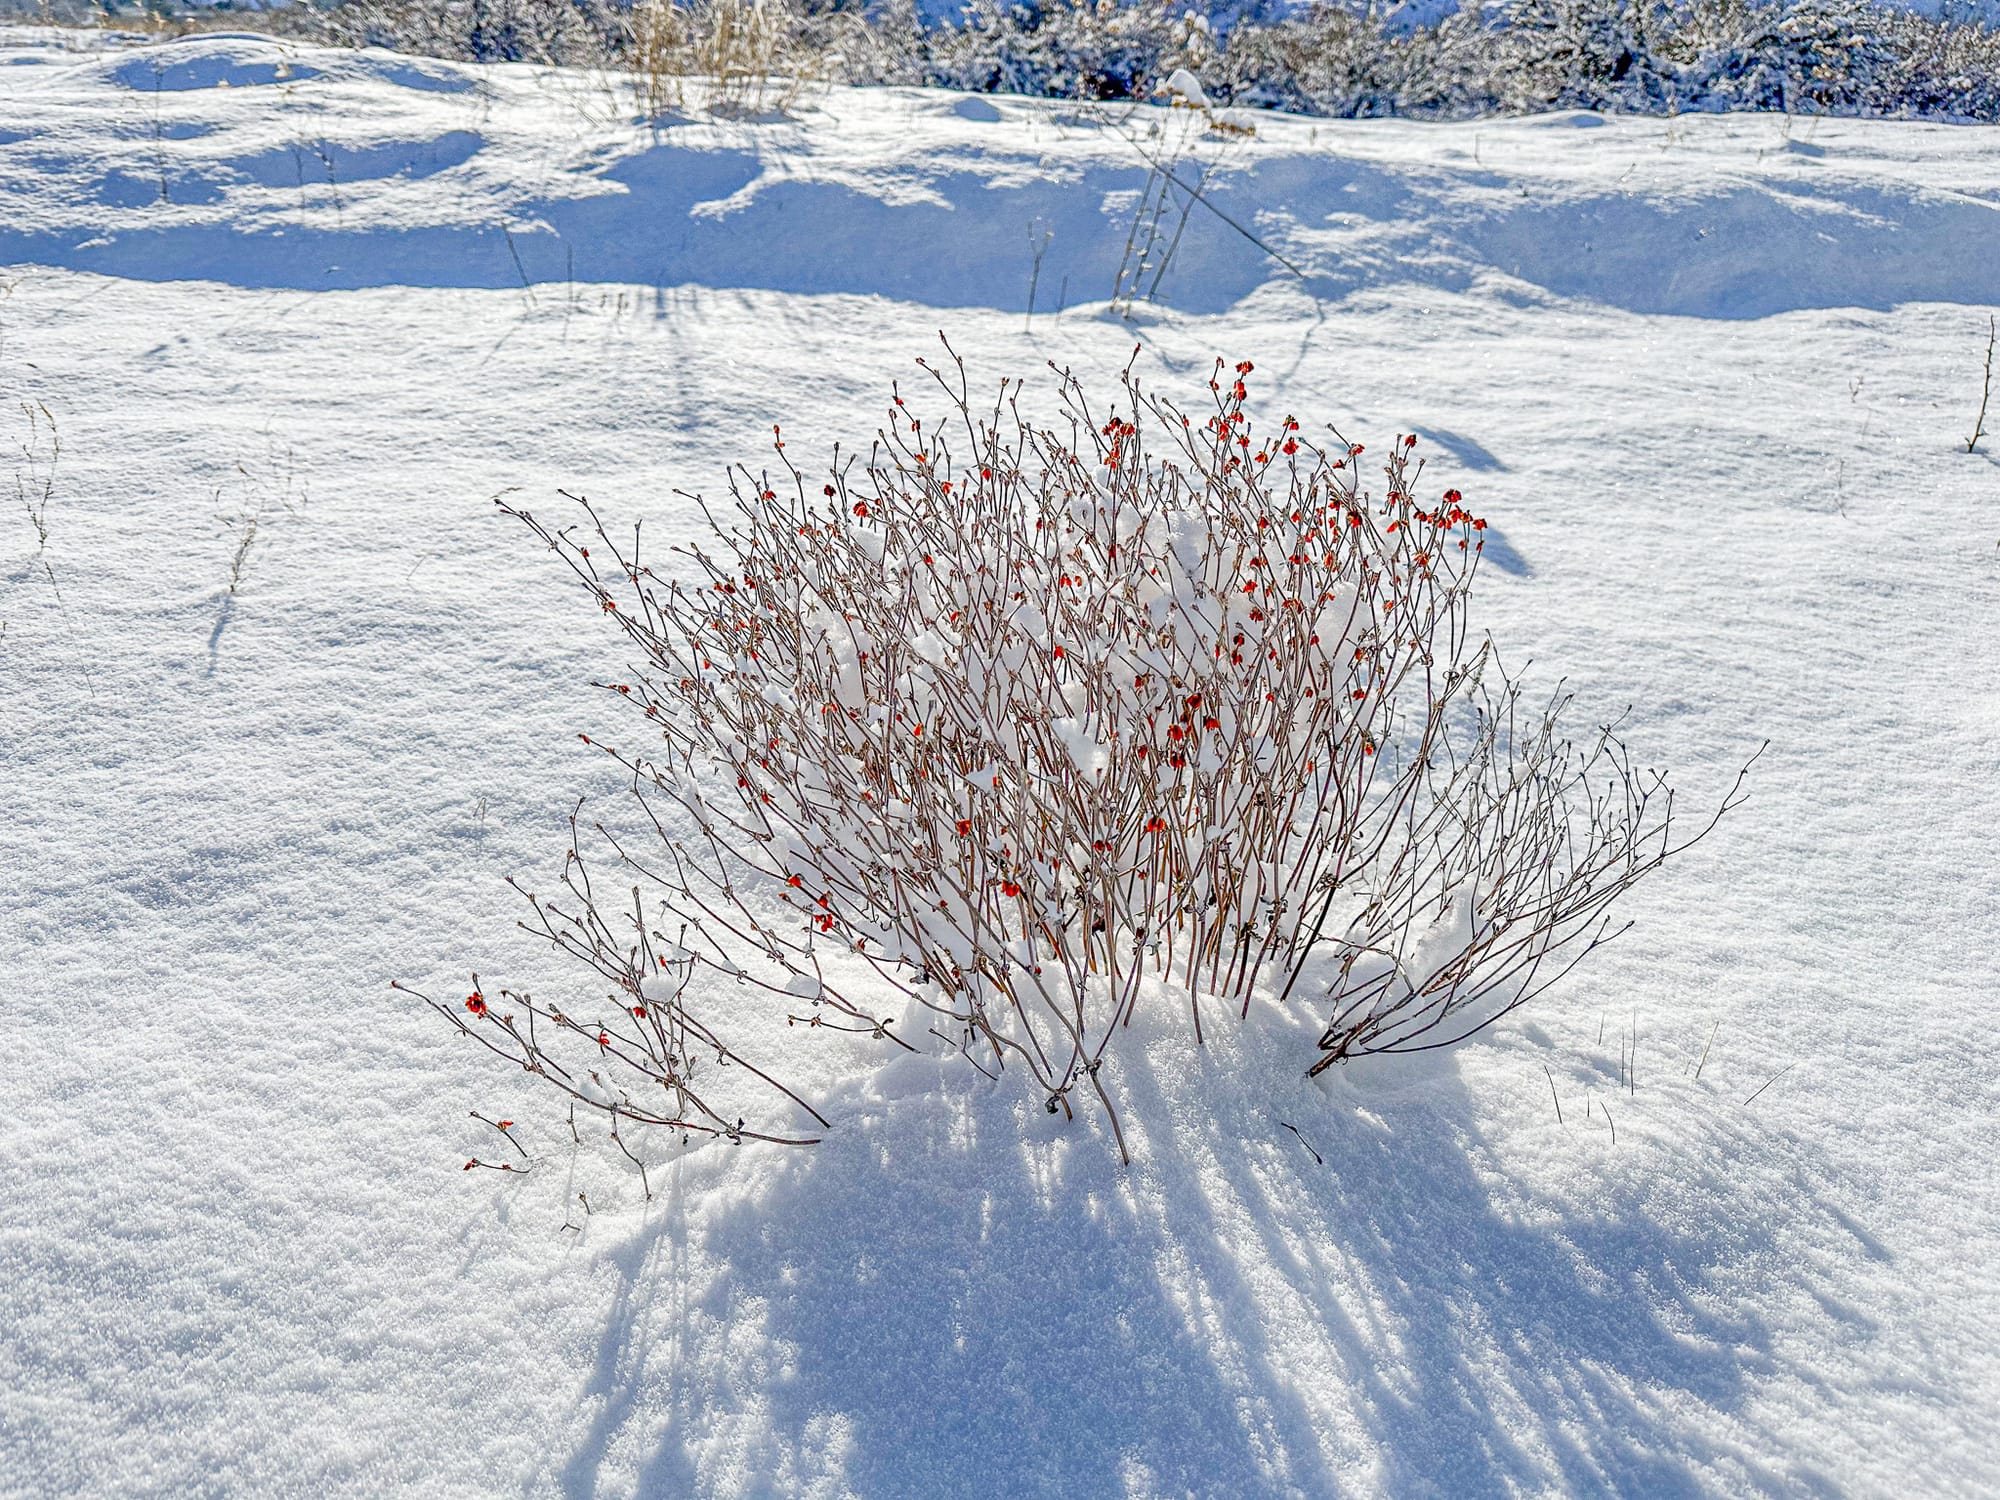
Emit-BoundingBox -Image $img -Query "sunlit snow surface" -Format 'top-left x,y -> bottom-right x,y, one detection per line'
2,26 -> 1998,1500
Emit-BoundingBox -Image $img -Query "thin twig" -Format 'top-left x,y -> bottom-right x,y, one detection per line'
1280,1120 -> 1322,1164
1966,314 -> 1994,454
1694,1018 -> 1718,1081
1743,1061 -> 1797,1105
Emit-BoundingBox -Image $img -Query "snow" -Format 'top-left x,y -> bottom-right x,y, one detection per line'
4,25 -> 1999,1499
1163,67 -> 1211,111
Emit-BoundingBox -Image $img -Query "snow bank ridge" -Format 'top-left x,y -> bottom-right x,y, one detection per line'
2,32 -> 1997,322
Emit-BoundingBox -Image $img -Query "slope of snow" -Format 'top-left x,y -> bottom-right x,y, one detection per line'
5,30 -> 1999,317
3,28 -> 1998,1500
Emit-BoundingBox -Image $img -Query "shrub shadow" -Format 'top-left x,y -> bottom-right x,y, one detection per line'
553,1028 -> 1831,1498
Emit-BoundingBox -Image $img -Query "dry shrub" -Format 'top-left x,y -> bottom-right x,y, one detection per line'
408,347 -> 1751,1166
622,0 -> 828,118
626,0 -> 687,117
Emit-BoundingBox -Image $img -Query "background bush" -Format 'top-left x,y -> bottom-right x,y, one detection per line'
271,0 -> 2000,123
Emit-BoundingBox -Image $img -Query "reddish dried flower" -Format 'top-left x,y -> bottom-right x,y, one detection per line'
465,993 -> 487,1017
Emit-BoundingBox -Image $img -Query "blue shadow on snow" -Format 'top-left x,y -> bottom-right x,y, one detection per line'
548,1045 -> 1843,1499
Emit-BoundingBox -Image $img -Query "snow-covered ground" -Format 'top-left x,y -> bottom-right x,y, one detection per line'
3,27 -> 1998,1499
